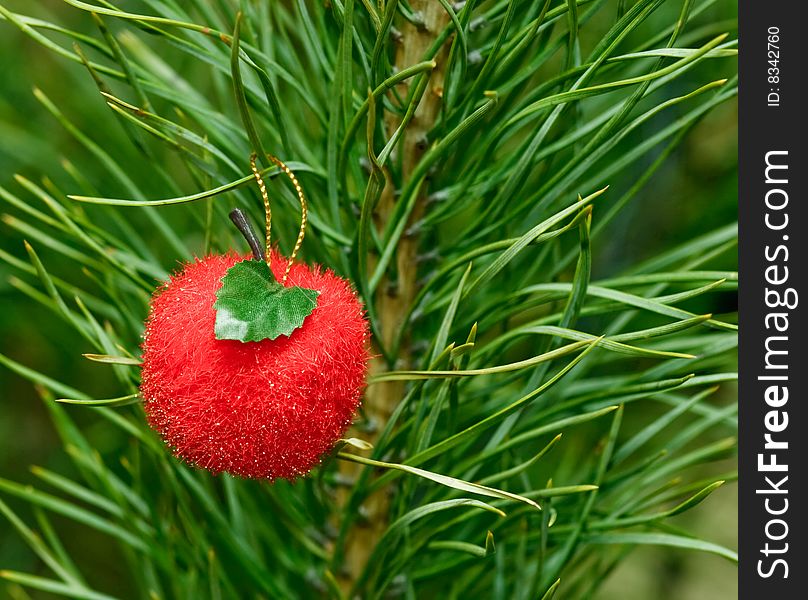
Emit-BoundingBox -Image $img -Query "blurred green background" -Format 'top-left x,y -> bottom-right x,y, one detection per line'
0,1 -> 737,598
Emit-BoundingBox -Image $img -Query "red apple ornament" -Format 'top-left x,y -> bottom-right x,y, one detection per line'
140,250 -> 370,480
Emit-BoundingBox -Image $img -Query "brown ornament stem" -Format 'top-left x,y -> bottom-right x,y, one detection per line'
228,208 -> 265,261
337,2 -> 452,594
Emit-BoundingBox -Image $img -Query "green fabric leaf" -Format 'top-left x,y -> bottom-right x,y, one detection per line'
214,260 -> 319,342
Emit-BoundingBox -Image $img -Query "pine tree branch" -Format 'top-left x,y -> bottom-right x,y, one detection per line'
337,2 -> 452,594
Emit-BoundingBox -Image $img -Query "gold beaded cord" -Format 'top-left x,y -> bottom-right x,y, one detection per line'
249,153 -> 309,284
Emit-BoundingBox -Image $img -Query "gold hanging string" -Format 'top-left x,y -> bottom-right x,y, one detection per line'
249,153 -> 309,284
249,153 -> 271,257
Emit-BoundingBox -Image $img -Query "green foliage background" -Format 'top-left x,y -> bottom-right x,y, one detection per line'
0,0 -> 737,598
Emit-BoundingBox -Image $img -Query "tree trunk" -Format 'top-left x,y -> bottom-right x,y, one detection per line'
336,3 -> 451,596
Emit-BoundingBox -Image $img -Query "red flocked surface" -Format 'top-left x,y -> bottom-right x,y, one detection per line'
140,252 -> 370,480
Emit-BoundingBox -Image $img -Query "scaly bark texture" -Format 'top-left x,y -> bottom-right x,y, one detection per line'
337,2 -> 451,594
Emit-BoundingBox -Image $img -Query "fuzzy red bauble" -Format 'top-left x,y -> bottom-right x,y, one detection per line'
139,251 -> 370,480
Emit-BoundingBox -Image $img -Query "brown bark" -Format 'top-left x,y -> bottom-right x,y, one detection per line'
336,3 -> 451,596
